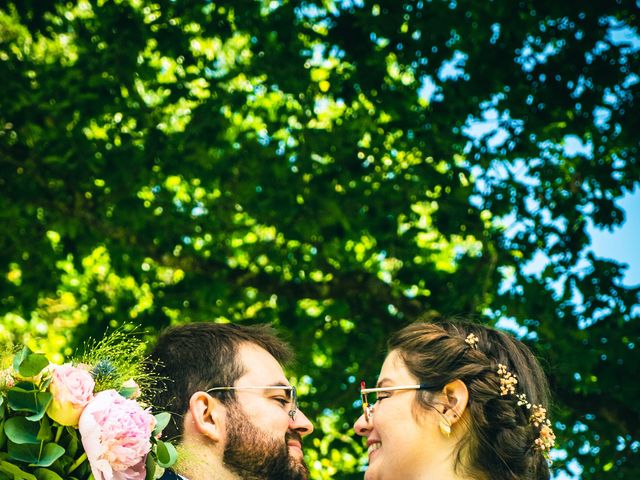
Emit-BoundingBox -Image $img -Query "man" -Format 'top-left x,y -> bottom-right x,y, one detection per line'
149,322 -> 314,480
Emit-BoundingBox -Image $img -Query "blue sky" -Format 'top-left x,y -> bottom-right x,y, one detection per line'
589,188 -> 640,286
587,22 -> 640,287
553,188 -> 639,480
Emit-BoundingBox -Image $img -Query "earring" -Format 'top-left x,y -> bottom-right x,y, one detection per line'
439,419 -> 451,437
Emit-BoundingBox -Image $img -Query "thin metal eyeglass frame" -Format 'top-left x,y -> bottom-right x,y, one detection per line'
206,385 -> 298,420
360,381 -> 432,422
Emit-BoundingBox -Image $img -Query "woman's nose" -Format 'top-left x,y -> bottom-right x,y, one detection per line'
354,412 -> 371,437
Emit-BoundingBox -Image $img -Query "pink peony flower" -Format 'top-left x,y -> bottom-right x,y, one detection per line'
47,363 -> 95,426
79,390 -> 156,480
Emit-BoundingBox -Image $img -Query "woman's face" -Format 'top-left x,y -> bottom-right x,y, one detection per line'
353,350 -> 449,480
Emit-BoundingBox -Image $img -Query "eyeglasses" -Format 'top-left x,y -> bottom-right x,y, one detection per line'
360,380 -> 432,422
206,385 -> 298,420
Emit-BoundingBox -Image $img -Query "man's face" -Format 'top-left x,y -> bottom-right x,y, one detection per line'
223,405 -> 309,480
221,343 -> 314,480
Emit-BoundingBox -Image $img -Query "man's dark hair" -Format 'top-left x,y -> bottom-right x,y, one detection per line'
148,322 -> 293,440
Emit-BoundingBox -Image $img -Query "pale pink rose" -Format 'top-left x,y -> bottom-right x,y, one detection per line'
79,390 -> 156,480
47,363 -> 95,426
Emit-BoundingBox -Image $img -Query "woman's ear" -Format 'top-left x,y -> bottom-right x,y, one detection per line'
441,379 -> 469,427
188,391 -> 225,443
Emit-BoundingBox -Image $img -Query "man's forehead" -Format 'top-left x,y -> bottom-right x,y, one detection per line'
236,342 -> 289,384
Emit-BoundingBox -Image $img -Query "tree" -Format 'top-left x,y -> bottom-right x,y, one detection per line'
1,0 -> 638,478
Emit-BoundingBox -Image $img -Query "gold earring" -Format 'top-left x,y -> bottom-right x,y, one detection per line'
439,419 -> 451,437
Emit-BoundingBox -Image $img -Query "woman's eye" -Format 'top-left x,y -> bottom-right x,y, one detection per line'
376,392 -> 391,401
273,397 -> 289,406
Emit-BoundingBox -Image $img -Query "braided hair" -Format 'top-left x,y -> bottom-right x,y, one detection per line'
388,320 -> 552,480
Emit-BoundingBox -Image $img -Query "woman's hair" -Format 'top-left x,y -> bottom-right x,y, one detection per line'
388,320 -> 552,480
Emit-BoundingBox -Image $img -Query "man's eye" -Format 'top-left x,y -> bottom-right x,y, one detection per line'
376,392 -> 391,401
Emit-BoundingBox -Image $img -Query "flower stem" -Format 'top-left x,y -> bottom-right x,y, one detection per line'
55,425 -> 64,443
68,452 -> 87,474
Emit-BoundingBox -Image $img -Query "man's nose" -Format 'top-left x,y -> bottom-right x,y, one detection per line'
290,409 -> 314,436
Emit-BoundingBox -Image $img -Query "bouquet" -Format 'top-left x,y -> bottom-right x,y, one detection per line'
0,331 -> 177,480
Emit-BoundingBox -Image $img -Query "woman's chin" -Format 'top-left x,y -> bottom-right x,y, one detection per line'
364,458 -> 383,480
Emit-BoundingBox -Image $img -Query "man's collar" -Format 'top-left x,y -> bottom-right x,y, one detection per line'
158,470 -> 188,480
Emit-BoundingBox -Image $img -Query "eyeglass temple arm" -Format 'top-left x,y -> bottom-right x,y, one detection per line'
360,383 -> 433,394
207,386 -> 298,417
207,386 -> 294,392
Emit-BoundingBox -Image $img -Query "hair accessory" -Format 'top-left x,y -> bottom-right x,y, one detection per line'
530,405 -> 556,453
465,333 -> 479,349
497,363 -> 518,395
516,393 -> 531,409
497,363 -> 556,457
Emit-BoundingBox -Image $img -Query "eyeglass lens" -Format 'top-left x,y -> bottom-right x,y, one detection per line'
360,381 -> 373,422
288,386 -> 298,420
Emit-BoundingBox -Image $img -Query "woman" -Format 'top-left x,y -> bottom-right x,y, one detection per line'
354,320 -> 555,480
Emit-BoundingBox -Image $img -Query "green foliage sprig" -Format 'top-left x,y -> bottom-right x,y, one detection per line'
76,328 -> 156,396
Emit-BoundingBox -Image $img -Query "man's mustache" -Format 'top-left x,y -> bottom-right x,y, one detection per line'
285,431 -> 304,447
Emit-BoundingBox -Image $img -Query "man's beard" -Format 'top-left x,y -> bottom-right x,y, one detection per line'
222,405 -> 309,480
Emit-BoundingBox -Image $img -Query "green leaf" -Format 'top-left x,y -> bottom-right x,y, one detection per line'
12,382 -> 38,392
7,441 -> 39,463
7,388 -> 38,412
7,389 -> 51,418
52,454 -> 73,476
29,443 -> 65,467
18,355 -> 49,378
0,460 -> 37,480
25,393 -> 52,422
13,347 -> 31,373
144,450 -> 156,480
0,419 -> 6,450
155,440 -> 178,468
64,427 -> 79,457
5,417 -> 40,444
152,412 -> 171,437
37,416 -> 52,442
34,468 -> 64,480
6,440 -> 66,468
118,386 -> 138,399
40,377 -> 52,391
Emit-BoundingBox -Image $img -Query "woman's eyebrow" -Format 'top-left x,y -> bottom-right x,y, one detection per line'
376,378 -> 394,388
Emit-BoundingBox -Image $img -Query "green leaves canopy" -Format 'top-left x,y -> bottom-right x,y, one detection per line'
1,1 -> 638,478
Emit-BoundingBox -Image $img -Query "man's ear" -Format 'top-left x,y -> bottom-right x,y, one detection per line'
188,391 -> 225,443
441,379 -> 469,427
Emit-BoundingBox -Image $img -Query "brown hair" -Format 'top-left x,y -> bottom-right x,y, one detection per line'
388,320 -> 551,480
149,322 -> 293,440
